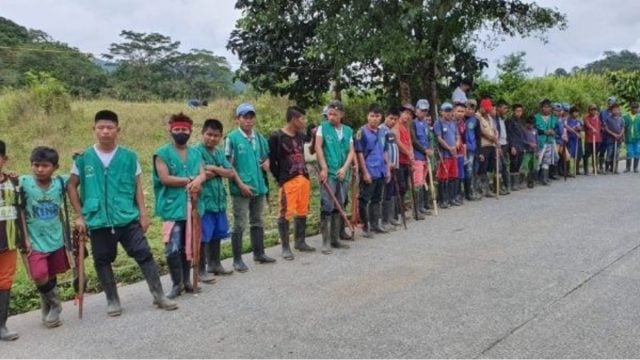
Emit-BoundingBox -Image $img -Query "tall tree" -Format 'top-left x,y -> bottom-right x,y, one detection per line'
584,50 -> 640,73
229,0 -> 567,112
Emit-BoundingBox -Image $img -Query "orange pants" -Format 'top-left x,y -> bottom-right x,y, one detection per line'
0,249 -> 17,290
278,175 -> 311,220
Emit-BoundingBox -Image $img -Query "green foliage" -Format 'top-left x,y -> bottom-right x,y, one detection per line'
24,71 -> 71,115
584,50 -> 640,74
605,71 -> 640,104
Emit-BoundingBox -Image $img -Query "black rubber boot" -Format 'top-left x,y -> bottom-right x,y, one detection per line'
549,165 -> 558,180
438,182 -> 450,208
293,217 -> 315,252
278,218 -> 294,260
139,259 -> 178,310
381,199 -> 395,230
413,190 -> 426,219
251,226 -> 276,263
38,292 -> 49,323
451,180 -> 462,206
360,201 -> 373,238
583,159 -> 590,176
231,232 -> 249,273
527,173 -> 535,188
634,159 -> 639,173
464,178 -> 473,201
541,169 -> 550,185
165,254 -> 184,299
42,286 -> 62,328
320,213 -> 332,255
625,159 -> 631,173
339,216 -> 353,241
96,265 -> 122,316
181,253 -> 195,293
208,240 -> 232,275
0,290 -> 18,341
330,213 -> 350,249
482,176 -> 495,198
418,188 -> 428,214
370,203 -> 387,234
198,244 -> 217,284
510,174 -> 520,191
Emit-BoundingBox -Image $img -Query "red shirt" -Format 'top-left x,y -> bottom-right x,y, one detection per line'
584,114 -> 602,143
398,124 -> 411,165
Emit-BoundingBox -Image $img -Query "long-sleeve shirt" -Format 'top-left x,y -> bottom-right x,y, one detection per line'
506,118 -> 526,152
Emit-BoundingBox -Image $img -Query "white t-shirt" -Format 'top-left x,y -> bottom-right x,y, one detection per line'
452,87 -> 468,104
315,124 -> 353,143
71,145 -> 142,176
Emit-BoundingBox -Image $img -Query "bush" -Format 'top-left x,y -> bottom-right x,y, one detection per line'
24,71 -> 71,115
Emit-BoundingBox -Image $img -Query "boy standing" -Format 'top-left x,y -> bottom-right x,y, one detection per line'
583,104 -> 601,175
0,140 -> 19,340
410,100 -> 432,217
522,117 -> 538,188
506,104 -> 527,190
21,147 -> 70,328
226,103 -> 276,268
269,106 -> 315,260
477,99 -> 498,197
395,105 -> 417,219
623,102 -> 640,173
434,103 -> 460,208
196,119 -> 234,276
464,100 -> 481,200
315,100 -> 355,254
566,107 -> 583,176
69,110 -> 177,316
603,103 -> 625,174
379,107 -> 401,230
534,100 -> 559,185
355,104 -> 389,238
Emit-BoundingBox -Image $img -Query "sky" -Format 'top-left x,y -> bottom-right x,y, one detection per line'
3,0 -> 640,77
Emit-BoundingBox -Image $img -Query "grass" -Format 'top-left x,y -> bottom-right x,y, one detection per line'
1,95 -> 325,315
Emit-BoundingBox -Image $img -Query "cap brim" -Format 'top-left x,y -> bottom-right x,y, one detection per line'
237,110 -> 256,117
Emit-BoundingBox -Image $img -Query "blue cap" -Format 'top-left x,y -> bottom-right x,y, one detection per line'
236,103 -> 256,117
607,96 -> 617,105
440,102 -> 453,111
552,102 -> 562,110
416,99 -> 430,111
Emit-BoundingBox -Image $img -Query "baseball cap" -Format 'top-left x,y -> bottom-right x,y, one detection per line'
327,100 -> 344,112
607,96 -> 617,105
561,103 -> 571,112
236,103 -> 256,117
441,102 -> 453,111
416,99 -> 430,111
465,99 -> 477,109
401,103 -> 416,114
552,103 -> 562,110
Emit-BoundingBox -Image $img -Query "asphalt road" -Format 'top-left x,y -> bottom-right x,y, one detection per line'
3,171 -> 640,358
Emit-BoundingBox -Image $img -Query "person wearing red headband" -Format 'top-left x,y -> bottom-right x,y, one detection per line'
68,110 -> 177,317
153,113 -> 207,299
476,99 -> 499,197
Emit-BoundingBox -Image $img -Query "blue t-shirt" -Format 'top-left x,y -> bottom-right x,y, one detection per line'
464,116 -> 479,153
434,119 -> 457,158
412,119 -> 430,161
355,126 -> 387,179
605,115 -> 624,142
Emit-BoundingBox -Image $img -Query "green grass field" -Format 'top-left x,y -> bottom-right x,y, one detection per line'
2,96 -> 324,314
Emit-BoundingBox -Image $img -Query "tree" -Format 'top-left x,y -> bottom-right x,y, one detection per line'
584,50 -> 640,73
554,68 -> 569,77
229,0 -> 567,113
496,52 -> 533,96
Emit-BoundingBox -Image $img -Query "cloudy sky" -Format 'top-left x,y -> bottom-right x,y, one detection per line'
3,0 -> 640,77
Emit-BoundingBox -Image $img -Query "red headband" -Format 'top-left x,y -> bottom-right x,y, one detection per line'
169,121 -> 192,130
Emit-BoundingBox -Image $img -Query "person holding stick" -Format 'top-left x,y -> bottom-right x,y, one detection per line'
395,105 -> 421,220
434,102 -> 460,208
477,99 -> 498,197
315,100 -> 355,254
583,104 -> 601,175
379,107 -> 401,230
565,107 -> 583,177
505,104 -> 527,190
534,99 -> 559,185
464,100 -> 482,200
623,102 -> 640,173
604,103 -> 625,174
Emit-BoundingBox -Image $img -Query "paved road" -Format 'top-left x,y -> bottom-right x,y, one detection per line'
3,172 -> 640,358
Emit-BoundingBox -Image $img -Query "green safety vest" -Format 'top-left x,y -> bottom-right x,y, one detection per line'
0,177 -> 18,251
534,113 -> 558,149
195,143 -> 230,213
320,120 -> 353,179
225,129 -> 269,197
153,144 -> 202,221
624,113 -> 640,143
75,146 -> 140,230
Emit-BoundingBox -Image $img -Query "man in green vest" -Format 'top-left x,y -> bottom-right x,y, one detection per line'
153,113 -> 208,299
534,99 -> 559,185
314,100 -> 356,254
225,103 -> 276,272
68,110 -> 177,316
624,102 -> 640,173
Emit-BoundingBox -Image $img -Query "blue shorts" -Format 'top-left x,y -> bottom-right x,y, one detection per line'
456,155 -> 465,179
626,141 -> 640,158
201,211 -> 230,243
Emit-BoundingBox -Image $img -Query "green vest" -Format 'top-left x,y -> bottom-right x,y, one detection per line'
153,144 -> 202,221
225,129 -> 269,197
624,113 -> 640,143
75,146 -> 140,230
320,120 -> 353,179
195,143 -> 230,213
534,113 -> 558,149
19,175 -> 65,253
0,177 -> 19,251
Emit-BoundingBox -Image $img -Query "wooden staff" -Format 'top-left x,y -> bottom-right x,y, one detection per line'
73,229 -> 86,319
495,144 -> 500,200
391,171 -> 407,230
592,134 -> 598,175
425,156 -> 438,216
316,165 -> 355,238
187,193 -> 201,291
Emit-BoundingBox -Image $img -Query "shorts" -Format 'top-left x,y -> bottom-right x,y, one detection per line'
27,246 -> 70,281
0,249 -> 17,290
456,155 -> 465,179
627,141 -> 640,158
436,157 -> 459,181
412,160 -> 427,186
279,175 -> 311,220
201,211 -> 230,243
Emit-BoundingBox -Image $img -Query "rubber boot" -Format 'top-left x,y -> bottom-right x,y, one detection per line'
451,180 -> 462,206
370,203 -> 387,234
418,188 -> 429,214
231,232 -> 249,273
473,177 -> 484,200
330,213 -> 350,249
438,182 -> 450,208
541,169 -> 550,185
181,253 -> 195,293
583,159 -> 590,176
294,217 -> 315,252
208,240 -> 232,275
598,156 -> 605,173
527,173 -> 535,188
198,244 -> 217,283
165,254 -> 184,299
501,170 -> 511,195
339,216 -> 353,241
320,214 -> 332,254
251,226 -> 276,263
278,219 -> 294,260
139,260 -> 178,310
576,158 -> 582,175
625,159 -> 631,173
381,199 -> 394,230
482,176 -> 496,198
96,265 -> 123,316
413,191 -> 426,220
42,287 -> 62,328
510,174 -> 520,191
0,290 -> 18,341
549,165 -> 558,180
634,159 -> 639,173
360,201 -> 373,238
464,178 -> 473,201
